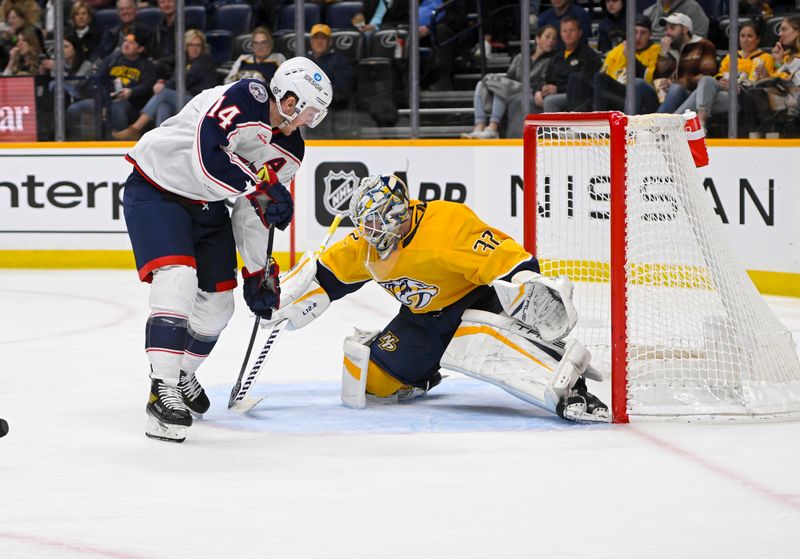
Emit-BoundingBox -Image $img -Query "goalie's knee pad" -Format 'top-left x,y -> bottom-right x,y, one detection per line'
341,328 -> 407,408
190,290 -> 235,337
441,309 -> 591,415
149,265 -> 198,317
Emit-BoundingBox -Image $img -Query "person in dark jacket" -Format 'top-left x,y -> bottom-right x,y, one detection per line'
536,16 -> 601,112
67,28 -> 156,139
597,0 -> 626,52
94,0 -> 152,61
147,0 -> 177,76
537,0 -> 592,45
353,0 -> 409,31
66,0 -> 102,62
112,29 -> 217,140
304,23 -> 354,138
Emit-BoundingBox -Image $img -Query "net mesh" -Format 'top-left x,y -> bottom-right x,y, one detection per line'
530,114 -> 800,418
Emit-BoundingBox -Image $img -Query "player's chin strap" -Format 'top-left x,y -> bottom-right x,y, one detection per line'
441,310 -> 610,423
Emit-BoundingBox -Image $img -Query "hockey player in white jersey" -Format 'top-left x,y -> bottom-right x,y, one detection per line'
122,57 -> 333,442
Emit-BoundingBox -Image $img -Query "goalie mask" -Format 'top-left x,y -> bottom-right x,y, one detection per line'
269,56 -> 332,128
349,174 -> 410,261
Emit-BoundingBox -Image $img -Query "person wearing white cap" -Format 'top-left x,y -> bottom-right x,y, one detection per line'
652,12 -> 717,112
644,0 -> 709,39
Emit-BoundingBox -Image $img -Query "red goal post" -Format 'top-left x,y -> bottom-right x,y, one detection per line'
522,112 -> 800,423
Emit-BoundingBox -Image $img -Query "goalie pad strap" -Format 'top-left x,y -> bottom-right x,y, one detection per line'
441,310 -> 590,414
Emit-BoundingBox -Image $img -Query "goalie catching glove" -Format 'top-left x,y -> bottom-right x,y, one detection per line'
247,165 -> 294,230
492,270 -> 578,342
242,258 -> 280,319
262,251 -> 330,331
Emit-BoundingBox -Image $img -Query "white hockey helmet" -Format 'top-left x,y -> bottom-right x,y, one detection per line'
349,174 -> 410,259
269,56 -> 332,128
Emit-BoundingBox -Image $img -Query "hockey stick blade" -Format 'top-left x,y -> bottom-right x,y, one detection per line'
228,318 -> 288,412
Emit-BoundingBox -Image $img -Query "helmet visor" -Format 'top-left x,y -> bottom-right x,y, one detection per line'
296,105 -> 327,128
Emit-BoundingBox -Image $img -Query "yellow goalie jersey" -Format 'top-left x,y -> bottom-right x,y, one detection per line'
319,200 -> 534,313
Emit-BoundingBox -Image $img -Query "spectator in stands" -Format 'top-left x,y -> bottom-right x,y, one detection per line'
464,24 -> 558,139
3,5 -> 44,49
112,29 -> 217,140
148,0 -> 176,72
535,16 -> 601,112
307,24 -> 353,104
2,26 -> 42,75
740,0 -> 772,21
67,28 -> 156,139
537,0 -> 592,44
653,12 -> 717,112
771,15 -> 800,83
86,0 -> 113,9
419,0 -> 468,91
646,0 -> 709,39
569,14 -> 661,113
0,0 -> 41,29
66,1 -> 102,62
676,20 -> 775,129
39,35 -> 93,101
597,0 -> 626,52
352,0 -> 409,31
95,0 -> 151,61
224,26 -> 285,84
253,0 -> 281,32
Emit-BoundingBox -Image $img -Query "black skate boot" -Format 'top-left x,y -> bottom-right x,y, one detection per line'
179,370 -> 210,416
146,379 -> 193,443
556,377 -> 611,423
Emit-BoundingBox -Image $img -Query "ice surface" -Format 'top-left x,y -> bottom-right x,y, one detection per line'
1,270 -> 799,558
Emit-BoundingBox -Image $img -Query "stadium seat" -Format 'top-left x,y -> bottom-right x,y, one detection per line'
761,16 -> 783,49
137,7 -> 163,30
213,4 -> 253,37
368,29 -> 406,58
94,8 -> 120,34
331,31 -> 364,65
325,2 -> 363,30
718,17 -> 752,43
232,33 -> 253,59
185,6 -> 207,31
206,29 -> 233,65
696,0 -> 720,19
273,32 -> 310,58
277,4 -> 321,31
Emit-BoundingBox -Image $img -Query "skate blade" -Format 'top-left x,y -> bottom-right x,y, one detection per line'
145,415 -> 187,443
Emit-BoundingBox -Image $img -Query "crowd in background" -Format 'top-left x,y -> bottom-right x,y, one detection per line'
1,0 -> 800,139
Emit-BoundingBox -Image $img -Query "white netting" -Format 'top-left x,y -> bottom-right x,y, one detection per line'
529,113 -> 800,419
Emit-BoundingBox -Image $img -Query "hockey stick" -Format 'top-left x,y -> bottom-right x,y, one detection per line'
229,225 -> 275,411
228,214 -> 345,412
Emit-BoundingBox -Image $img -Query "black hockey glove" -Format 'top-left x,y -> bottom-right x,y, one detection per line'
246,166 -> 294,230
242,259 -> 281,319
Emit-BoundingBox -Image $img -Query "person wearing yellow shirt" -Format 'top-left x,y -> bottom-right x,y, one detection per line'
676,20 -> 775,129
592,14 -> 661,112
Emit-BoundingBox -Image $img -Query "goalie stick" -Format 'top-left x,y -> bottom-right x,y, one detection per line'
228,214 -> 345,412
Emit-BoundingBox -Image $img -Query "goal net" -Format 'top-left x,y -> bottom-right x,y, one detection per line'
523,112 -> 800,422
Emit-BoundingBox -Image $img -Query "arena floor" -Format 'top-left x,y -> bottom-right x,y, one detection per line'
1,270 -> 799,558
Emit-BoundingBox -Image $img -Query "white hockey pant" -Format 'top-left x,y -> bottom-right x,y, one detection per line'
440,309 -> 591,414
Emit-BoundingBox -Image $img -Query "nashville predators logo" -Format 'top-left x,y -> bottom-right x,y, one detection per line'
378,277 -> 439,310
378,332 -> 399,352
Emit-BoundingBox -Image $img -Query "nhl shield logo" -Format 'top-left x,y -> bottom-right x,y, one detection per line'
322,170 -> 360,215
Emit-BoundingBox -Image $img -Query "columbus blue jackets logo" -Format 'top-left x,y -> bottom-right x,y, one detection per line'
379,277 -> 440,310
249,81 -> 268,103
322,170 -> 360,216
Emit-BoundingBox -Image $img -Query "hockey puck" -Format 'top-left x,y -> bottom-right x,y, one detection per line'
0,418 -> 8,438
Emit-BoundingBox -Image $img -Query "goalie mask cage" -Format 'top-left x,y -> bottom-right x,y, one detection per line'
523,112 -> 800,423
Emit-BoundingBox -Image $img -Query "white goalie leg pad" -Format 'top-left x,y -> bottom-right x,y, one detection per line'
341,328 -> 380,409
492,271 -> 578,342
441,310 -> 591,414
279,251 -> 319,306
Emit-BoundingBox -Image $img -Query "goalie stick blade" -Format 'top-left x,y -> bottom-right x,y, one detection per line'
227,319 -> 288,410
229,394 -> 267,413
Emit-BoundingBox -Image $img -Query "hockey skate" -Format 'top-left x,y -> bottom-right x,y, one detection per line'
556,377 -> 611,423
179,370 -> 210,416
146,379 -> 193,443
397,372 -> 443,402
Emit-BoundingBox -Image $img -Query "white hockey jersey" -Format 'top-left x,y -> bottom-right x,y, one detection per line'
125,79 -> 305,273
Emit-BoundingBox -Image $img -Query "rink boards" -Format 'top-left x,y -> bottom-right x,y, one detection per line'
0,139 -> 798,296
